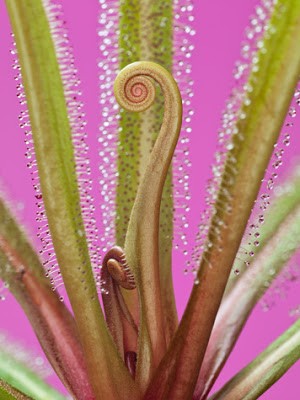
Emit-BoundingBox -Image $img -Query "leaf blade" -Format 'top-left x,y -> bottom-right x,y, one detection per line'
225,168 -> 300,295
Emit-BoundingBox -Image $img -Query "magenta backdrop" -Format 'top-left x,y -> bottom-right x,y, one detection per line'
0,1 -> 300,398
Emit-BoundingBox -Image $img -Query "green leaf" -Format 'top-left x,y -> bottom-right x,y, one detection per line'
195,174 -> 300,398
118,0 -> 177,346
209,318 -> 300,400
225,167 -> 300,295
0,198 -> 94,399
0,379 -> 32,400
0,352 -> 65,400
4,1 -> 138,398
145,1 -> 300,399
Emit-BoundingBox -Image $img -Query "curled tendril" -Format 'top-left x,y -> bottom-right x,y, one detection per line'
114,72 -> 156,112
101,246 -> 138,364
113,61 -> 183,388
103,246 -> 136,290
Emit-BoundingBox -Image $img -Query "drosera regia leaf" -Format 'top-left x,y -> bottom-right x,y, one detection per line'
190,0 -> 276,277
225,157 -> 300,295
0,196 -> 94,399
13,0 -> 101,292
0,379 -> 33,400
113,61 -> 182,391
116,0 -> 178,346
4,1 -> 139,398
195,171 -> 300,399
209,318 -> 300,400
42,0 -> 101,283
0,350 -> 66,400
100,246 -> 139,360
145,1 -> 300,399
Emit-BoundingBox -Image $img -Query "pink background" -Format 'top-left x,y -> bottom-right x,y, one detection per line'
0,0 -> 299,398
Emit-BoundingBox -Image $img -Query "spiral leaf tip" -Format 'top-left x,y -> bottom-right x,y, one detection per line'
114,62 -> 156,113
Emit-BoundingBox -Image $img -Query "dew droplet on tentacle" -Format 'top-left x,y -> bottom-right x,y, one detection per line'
260,251 -> 300,314
190,0 -> 277,279
10,37 -> 60,289
97,0 -> 120,291
234,77 -> 300,274
11,1 -> 103,292
173,0 -> 194,264
44,0 -> 101,285
98,0 -> 195,286
0,280 -> 9,302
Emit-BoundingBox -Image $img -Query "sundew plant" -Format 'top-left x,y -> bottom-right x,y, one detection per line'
1,0 -> 300,399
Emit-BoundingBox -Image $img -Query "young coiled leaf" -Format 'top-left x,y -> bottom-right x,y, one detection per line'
118,0 -> 177,345
114,61 -> 182,391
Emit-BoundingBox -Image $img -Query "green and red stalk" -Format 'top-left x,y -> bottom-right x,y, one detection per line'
0,198 -> 92,399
